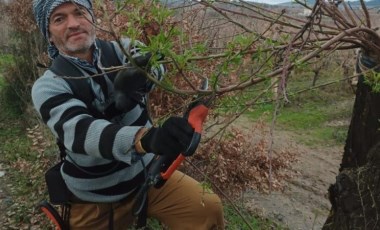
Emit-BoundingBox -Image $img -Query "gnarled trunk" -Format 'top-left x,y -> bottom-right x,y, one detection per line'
323,74 -> 380,229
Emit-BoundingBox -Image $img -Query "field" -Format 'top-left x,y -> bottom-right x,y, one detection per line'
213,53 -> 355,229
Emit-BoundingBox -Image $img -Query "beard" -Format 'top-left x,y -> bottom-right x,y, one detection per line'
52,26 -> 96,57
66,32 -> 95,54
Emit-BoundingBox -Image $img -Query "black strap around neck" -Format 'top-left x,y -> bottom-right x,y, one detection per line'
49,39 -> 122,112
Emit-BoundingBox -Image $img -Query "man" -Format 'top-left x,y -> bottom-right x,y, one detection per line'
31,0 -> 224,229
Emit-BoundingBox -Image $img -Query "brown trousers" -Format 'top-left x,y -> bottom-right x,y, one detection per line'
69,171 -> 225,229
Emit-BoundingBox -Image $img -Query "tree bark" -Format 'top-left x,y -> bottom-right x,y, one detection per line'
323,72 -> 380,229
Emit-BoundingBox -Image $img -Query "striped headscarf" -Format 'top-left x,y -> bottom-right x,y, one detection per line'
32,0 -> 94,59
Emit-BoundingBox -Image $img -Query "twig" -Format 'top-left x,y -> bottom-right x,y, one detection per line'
360,0 -> 371,28
199,0 -> 253,33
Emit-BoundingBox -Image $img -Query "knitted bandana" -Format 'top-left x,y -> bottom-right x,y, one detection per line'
32,0 -> 94,59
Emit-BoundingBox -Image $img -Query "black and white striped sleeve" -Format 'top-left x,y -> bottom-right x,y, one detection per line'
31,70 -> 139,163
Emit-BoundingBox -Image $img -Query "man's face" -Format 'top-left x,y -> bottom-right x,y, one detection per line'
48,2 -> 95,58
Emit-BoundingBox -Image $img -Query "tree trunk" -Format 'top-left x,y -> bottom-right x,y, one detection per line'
323,73 -> 380,229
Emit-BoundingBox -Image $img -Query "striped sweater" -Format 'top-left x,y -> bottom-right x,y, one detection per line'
32,38 -> 164,202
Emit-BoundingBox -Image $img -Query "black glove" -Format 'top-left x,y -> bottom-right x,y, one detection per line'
130,52 -> 152,68
113,52 -> 164,111
131,52 -> 164,68
113,67 -> 148,111
140,117 -> 194,157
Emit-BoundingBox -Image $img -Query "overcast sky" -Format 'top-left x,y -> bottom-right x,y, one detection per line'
248,0 -> 367,4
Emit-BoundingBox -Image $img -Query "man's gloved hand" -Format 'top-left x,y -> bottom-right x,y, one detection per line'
130,52 -> 152,68
140,117 -> 194,157
113,52 -> 165,111
113,67 -> 148,111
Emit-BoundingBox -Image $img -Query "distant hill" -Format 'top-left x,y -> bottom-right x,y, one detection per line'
161,0 -> 380,9
365,0 -> 380,7
278,0 -> 380,7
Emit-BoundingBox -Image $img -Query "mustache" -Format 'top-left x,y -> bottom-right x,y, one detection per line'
66,28 -> 87,38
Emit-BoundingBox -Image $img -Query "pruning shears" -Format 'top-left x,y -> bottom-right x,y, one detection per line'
132,78 -> 213,219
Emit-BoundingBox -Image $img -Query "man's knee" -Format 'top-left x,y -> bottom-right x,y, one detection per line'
205,193 -> 224,227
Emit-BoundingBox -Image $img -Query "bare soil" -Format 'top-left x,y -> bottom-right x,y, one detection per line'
239,120 -> 342,230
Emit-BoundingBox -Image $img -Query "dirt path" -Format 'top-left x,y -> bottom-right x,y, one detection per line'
245,127 -> 342,230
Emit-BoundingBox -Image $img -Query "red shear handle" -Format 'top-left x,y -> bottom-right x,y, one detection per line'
39,201 -> 65,230
188,104 -> 209,132
161,154 -> 185,180
160,104 -> 209,180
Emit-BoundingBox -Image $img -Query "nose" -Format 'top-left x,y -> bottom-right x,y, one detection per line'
67,15 -> 80,29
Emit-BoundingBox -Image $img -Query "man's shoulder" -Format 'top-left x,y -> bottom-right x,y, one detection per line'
31,69 -> 72,105
33,69 -> 69,89
36,69 -> 58,81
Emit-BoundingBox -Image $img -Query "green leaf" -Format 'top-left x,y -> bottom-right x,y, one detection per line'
364,69 -> 380,93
